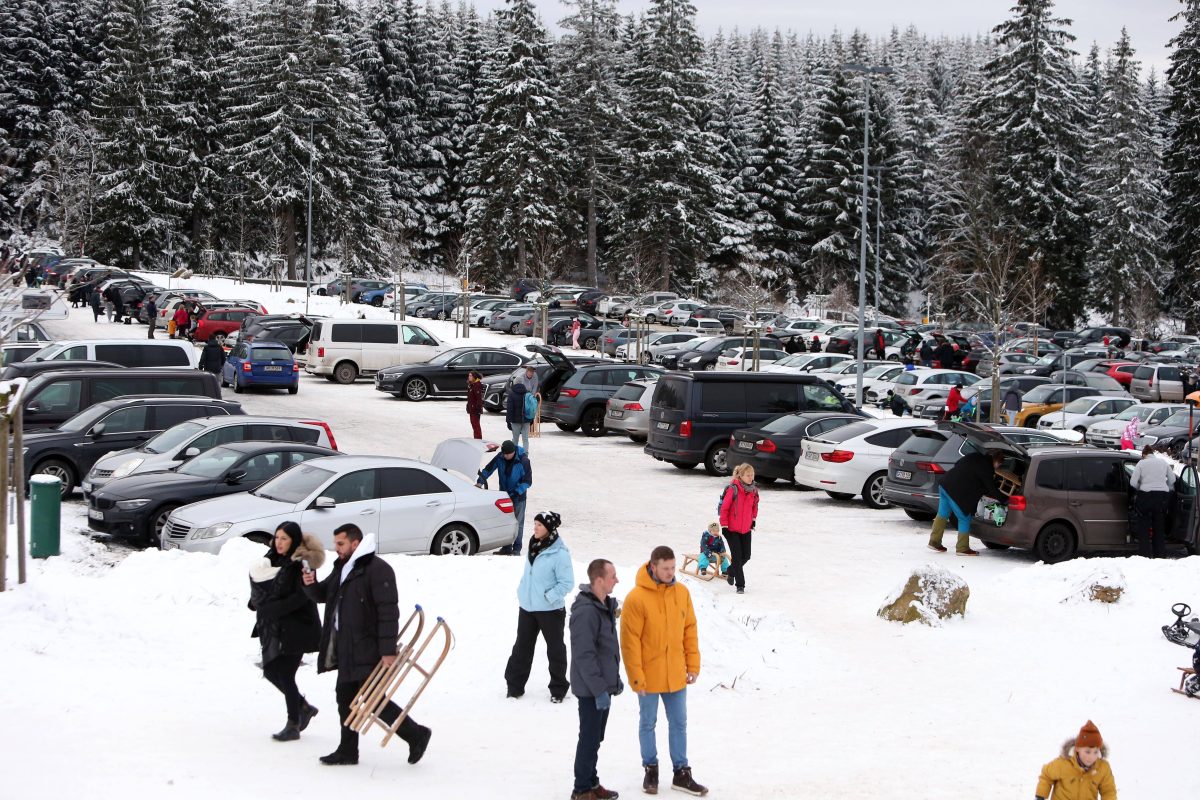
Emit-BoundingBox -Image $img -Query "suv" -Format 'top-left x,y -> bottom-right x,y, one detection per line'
22,396 -> 244,497
528,345 -> 662,436
645,371 -> 858,475
870,368 -> 980,408
21,368 -> 222,431
1130,362 -> 1188,402
1062,326 -> 1133,349
960,426 -> 1198,561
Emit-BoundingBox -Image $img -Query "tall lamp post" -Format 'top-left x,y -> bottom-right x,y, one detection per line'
869,166 -> 885,317
843,63 -> 893,408
302,118 -> 316,315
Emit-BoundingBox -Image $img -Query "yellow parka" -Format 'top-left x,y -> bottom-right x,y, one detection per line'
620,562 -> 700,694
1036,741 -> 1117,800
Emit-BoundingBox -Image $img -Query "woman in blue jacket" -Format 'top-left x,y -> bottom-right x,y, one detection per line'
504,510 -> 575,702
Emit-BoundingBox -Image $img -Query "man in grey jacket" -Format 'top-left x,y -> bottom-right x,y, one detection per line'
569,559 -> 623,800
1130,445 -> 1175,557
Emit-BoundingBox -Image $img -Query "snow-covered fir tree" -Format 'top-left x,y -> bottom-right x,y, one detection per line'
1166,0 -> 1200,327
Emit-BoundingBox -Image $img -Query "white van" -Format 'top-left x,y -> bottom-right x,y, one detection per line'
305,319 -> 446,383
30,339 -> 196,368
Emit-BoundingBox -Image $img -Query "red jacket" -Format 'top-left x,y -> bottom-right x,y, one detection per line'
718,480 -> 759,535
173,307 -> 191,327
947,386 -> 965,413
466,380 -> 484,415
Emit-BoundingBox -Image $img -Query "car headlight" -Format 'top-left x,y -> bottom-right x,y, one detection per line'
111,458 -> 145,478
195,523 -> 232,540
115,499 -> 152,510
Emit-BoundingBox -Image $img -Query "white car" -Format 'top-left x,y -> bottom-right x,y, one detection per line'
762,352 -> 854,374
1036,396 -> 1138,433
835,363 -> 906,396
868,368 -> 980,406
162,440 -> 516,556
775,318 -> 826,336
598,295 -> 635,318
664,300 -> 704,325
715,347 -> 789,372
809,323 -> 859,348
454,298 -> 512,326
811,359 -> 886,378
795,417 -> 934,507
681,317 -> 726,335
615,331 -> 699,361
1084,402 -> 1186,447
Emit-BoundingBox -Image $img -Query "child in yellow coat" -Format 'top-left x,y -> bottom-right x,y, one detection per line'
1035,720 -> 1117,800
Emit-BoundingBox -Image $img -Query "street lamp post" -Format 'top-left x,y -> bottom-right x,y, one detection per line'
843,63 -> 894,408
870,166 -> 884,317
303,119 -> 316,315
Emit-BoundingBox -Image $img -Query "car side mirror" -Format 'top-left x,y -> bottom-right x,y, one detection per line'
314,495 -> 336,510
226,469 -> 247,484
89,422 -> 107,437
182,447 -> 200,459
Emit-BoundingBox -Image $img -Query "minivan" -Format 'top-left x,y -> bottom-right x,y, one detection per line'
21,369 -> 222,430
29,339 -> 196,369
304,319 -> 445,384
1130,362 -> 1187,402
645,372 -> 859,475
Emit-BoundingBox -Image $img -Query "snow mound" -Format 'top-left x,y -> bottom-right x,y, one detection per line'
878,564 -> 970,625
1063,565 -> 1127,605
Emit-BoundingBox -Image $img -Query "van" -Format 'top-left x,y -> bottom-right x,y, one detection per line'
645,372 -> 859,475
305,319 -> 445,384
1130,362 -> 1187,402
30,339 -> 196,369
21,368 -> 223,430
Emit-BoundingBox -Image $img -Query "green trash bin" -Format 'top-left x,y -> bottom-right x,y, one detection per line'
30,474 -> 62,559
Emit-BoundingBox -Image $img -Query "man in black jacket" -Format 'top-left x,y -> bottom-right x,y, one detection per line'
934,339 -> 956,370
569,559 -> 623,800
198,337 -> 226,376
302,524 -> 432,766
928,449 -> 1005,556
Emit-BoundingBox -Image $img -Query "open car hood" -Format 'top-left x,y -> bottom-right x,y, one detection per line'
429,437 -> 498,481
936,421 -> 1029,458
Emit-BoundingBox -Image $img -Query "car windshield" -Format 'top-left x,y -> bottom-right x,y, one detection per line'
252,463 -> 335,504
1033,352 -> 1061,366
1162,411 -> 1192,427
142,421 -> 205,454
57,404 -> 114,433
1061,398 -> 1098,414
864,365 -> 898,378
1115,406 -> 1152,421
178,446 -> 243,478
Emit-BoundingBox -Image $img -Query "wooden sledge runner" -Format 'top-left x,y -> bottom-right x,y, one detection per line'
680,552 -> 729,582
1173,666 -> 1198,698
344,605 -> 454,747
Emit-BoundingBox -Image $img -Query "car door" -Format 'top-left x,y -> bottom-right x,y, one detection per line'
227,450 -> 291,491
377,467 -> 455,553
1066,456 -> 1132,548
400,324 -> 442,365
301,468 -> 382,539
436,351 -> 482,394
79,406 -> 154,470
358,324 -> 398,372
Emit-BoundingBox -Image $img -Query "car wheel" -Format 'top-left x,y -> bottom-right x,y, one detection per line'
509,323 -> 520,334
34,459 -> 75,497
431,523 -> 477,556
317,288 -> 327,296
640,352 -> 652,365
982,541 -> 1010,550
405,377 -> 430,401
1034,522 -> 1076,563
244,531 -> 272,546
862,471 -> 890,509
671,461 -> 697,470
287,383 -> 298,395
1073,426 -> 1087,434
757,476 -> 776,484
628,434 -> 647,443
555,422 -> 580,432
646,314 -> 657,324
704,443 -> 730,476
334,361 -> 358,384
825,491 -> 854,501
148,504 -> 179,547
903,509 -> 936,522
583,336 -> 598,350
232,371 -> 244,394
1024,415 -> 1040,428
703,362 -> 716,371
581,407 -> 606,437
371,296 -> 383,307
220,375 -> 229,388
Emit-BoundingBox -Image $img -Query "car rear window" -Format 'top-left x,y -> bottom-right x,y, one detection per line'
865,428 -> 913,447
761,414 -> 810,435
254,347 -> 293,361
897,431 -> 948,456
613,383 -> 646,402
1133,365 -> 1154,380
815,421 -> 876,443
653,377 -> 688,411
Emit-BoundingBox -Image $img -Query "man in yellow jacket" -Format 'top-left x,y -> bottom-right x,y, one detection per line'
620,546 -> 707,797
1035,720 -> 1117,800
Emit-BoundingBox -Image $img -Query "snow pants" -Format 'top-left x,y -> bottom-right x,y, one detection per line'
504,607 -> 569,699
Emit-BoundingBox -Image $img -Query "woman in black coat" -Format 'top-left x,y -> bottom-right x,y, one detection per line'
249,521 -> 325,741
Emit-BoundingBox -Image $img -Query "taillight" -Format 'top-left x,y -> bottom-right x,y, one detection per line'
680,420 -> 692,438
909,388 -> 921,395
293,364 -> 300,372
317,347 -> 325,358
916,461 -> 945,474
561,388 -> 580,397
821,450 -> 854,463
755,439 -> 777,453
242,361 -> 251,372
299,420 -> 338,450
1008,495 -> 1026,511
495,497 -> 514,514
624,402 -> 644,411
728,359 -> 739,365
605,338 -> 614,343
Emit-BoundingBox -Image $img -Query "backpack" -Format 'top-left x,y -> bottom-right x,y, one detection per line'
717,482 -> 740,516
523,391 -> 538,422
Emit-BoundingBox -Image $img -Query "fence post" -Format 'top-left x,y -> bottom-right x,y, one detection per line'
13,402 -> 25,583
0,411 -> 8,591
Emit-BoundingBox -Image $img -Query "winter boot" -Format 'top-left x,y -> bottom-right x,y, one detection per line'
570,792 -> 598,800
643,764 -> 659,795
271,722 -> 300,742
591,785 -> 619,799
927,516 -> 948,552
318,750 -> 358,766
407,725 -> 432,765
670,767 -> 708,796
298,701 -> 319,732
956,533 -> 979,556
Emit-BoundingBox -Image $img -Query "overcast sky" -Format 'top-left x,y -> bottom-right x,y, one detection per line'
474,0 -> 1183,74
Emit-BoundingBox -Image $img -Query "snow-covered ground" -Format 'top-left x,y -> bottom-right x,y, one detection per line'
2,276 -> 1198,798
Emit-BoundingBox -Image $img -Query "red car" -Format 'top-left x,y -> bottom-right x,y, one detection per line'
193,308 -> 261,342
1095,360 -> 1139,386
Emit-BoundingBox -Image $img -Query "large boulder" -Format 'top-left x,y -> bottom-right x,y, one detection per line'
878,565 -> 970,625
1065,566 -> 1125,605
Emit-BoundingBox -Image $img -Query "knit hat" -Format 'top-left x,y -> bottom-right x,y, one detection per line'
1076,720 -> 1103,749
501,440 -> 516,454
534,511 -> 561,533
707,522 -> 720,534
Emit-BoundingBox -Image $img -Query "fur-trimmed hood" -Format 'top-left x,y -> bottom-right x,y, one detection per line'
290,533 -> 327,570
1060,737 -> 1110,760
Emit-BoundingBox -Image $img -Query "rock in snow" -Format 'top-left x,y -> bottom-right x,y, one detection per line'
1065,565 -> 1126,605
878,565 -> 970,625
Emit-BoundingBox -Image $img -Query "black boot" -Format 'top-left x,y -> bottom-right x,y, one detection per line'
407,725 -> 432,764
298,701 -> 319,732
271,722 -> 300,742
671,767 -> 707,796
643,764 -> 658,795
319,750 -> 358,766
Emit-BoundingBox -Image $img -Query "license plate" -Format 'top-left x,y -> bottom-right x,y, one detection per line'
805,450 -> 819,461
895,470 -> 912,480
264,365 -> 283,372
609,409 -> 624,418
656,421 -> 670,430
81,481 -> 92,494
737,441 -> 754,450
162,539 -> 179,551
87,508 -> 104,521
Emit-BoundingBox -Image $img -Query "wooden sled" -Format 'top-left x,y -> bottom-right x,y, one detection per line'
344,605 -> 454,747
1172,666 -> 1199,698
680,552 -> 729,582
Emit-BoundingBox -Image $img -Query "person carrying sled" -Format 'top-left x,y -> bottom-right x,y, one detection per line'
697,522 -> 729,577
1034,720 -> 1117,800
718,462 -> 760,594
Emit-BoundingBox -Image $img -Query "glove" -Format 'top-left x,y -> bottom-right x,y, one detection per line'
613,680 -> 625,697
721,527 -> 730,538
595,692 -> 611,710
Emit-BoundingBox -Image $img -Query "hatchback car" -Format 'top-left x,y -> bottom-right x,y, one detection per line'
715,347 -> 789,372
615,331 -> 699,361
727,411 -> 863,483
762,352 -> 854,375
872,369 -> 980,408
222,341 -> 299,394
193,308 -> 261,342
794,417 -> 935,508
605,379 -> 658,442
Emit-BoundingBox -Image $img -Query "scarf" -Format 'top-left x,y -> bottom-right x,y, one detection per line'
528,530 -> 559,564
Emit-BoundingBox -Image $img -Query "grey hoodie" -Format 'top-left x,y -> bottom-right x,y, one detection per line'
569,584 -> 624,699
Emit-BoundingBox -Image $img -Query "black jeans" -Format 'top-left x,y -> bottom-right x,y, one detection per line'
147,320 -> 156,338
334,678 -> 422,756
1134,491 -> 1170,558
725,530 -> 752,589
263,653 -> 304,722
504,607 -> 569,698
574,696 -> 610,793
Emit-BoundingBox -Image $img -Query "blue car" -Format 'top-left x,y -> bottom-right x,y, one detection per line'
222,340 -> 299,394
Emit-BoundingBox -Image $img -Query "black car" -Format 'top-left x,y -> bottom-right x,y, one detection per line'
674,334 -> 782,371
375,346 -> 529,401
575,290 -> 608,315
1,359 -> 122,381
1014,348 -> 1111,377
24,396 -> 244,497
727,412 -> 864,483
407,292 -> 459,318
88,442 -> 338,545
